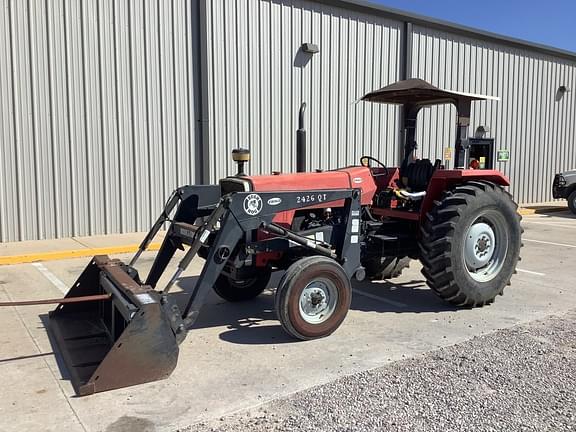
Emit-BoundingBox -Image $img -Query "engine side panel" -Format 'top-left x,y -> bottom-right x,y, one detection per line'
244,167 -> 377,267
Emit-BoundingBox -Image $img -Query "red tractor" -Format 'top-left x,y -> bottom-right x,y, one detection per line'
47,79 -> 522,395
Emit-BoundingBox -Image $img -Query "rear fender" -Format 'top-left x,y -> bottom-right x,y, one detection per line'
420,170 -> 510,220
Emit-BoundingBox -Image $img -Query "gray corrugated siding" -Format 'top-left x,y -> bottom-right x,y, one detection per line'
205,1 -> 576,204
2,0 -> 576,243
205,0 -> 402,182
410,25 -> 576,204
0,0 -> 199,242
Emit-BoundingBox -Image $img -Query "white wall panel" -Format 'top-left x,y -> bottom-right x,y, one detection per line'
411,25 -> 576,203
0,0 -> 199,242
205,0 -> 403,182
2,0 -> 576,243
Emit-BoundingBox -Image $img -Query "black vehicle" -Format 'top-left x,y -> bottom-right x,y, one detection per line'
553,170 -> 576,214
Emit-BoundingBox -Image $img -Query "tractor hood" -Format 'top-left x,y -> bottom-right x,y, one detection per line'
244,166 -> 377,206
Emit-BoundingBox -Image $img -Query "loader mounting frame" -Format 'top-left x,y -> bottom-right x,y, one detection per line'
48,186 -> 363,395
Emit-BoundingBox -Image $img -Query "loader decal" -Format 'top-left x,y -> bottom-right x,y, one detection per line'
243,193 -> 263,215
267,197 -> 282,206
296,193 -> 327,204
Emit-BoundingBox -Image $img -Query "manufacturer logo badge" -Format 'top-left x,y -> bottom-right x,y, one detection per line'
243,194 -> 263,216
353,177 -> 363,184
267,197 -> 282,206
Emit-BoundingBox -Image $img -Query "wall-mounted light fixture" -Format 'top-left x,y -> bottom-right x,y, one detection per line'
301,43 -> 319,54
474,125 -> 490,139
556,85 -> 571,102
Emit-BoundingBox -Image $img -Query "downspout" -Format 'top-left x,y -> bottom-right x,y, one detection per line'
195,0 -> 211,184
398,21 -> 413,166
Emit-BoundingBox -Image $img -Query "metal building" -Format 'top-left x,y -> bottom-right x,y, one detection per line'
1,0 -> 575,242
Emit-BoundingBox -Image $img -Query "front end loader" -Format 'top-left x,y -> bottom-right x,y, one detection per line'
48,182 -> 364,395
30,78 -> 521,396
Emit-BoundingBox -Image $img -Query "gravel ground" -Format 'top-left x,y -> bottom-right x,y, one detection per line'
184,311 -> 576,432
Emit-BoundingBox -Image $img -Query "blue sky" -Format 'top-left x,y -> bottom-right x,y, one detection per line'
372,0 -> 576,53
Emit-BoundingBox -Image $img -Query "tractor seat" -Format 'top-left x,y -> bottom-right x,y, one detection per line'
399,159 -> 441,192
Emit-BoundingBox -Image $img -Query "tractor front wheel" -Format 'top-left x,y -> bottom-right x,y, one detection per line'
275,256 -> 351,340
213,270 -> 272,302
420,181 -> 522,307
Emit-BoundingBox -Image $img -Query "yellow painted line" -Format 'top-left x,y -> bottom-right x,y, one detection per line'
518,206 -> 567,216
518,208 -> 536,216
0,242 -> 162,265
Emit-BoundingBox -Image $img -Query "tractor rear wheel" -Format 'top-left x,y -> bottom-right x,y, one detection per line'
568,190 -> 576,215
364,256 -> 411,280
420,181 -> 522,307
213,270 -> 271,302
275,256 -> 351,340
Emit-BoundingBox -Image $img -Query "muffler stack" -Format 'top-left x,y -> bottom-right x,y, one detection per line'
48,255 -> 180,396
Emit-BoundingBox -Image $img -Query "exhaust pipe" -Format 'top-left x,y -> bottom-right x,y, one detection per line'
296,102 -> 307,172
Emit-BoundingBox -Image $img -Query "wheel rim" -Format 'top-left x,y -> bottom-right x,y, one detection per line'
464,213 -> 509,282
298,278 -> 338,324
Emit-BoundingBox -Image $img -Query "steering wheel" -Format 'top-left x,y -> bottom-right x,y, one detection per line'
360,156 -> 389,176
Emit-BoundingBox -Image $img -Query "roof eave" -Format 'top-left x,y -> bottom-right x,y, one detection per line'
313,0 -> 576,62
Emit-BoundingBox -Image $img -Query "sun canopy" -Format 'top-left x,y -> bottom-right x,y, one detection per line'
361,78 -> 499,107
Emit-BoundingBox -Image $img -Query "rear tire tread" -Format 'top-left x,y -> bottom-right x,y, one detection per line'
364,256 -> 411,280
420,181 -> 522,307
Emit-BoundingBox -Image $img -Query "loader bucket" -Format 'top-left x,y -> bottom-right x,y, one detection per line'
48,255 -> 180,396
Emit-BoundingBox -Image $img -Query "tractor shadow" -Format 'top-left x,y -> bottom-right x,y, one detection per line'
173,274 -> 458,346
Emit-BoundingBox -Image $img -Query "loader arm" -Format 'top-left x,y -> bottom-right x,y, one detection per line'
137,185 -> 221,288
48,187 -> 362,396
162,188 -> 363,330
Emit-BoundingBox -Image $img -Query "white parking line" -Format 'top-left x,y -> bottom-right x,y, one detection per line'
516,268 -> 546,277
31,263 -> 68,294
523,238 -> 576,249
352,288 -> 407,308
522,221 -> 576,229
